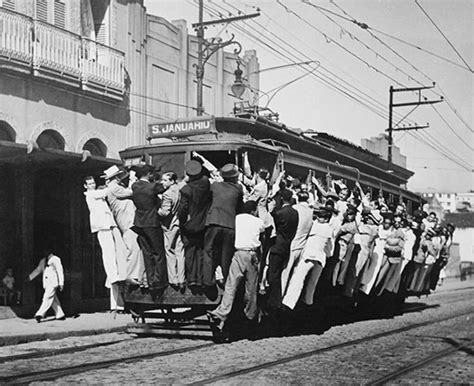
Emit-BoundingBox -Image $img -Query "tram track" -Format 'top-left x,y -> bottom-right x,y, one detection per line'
367,336 -> 474,385
189,309 -> 474,385
0,337 -> 132,364
2,298 -> 472,384
0,342 -> 215,384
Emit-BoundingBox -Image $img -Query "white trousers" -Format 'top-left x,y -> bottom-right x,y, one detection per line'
35,286 -> 64,319
162,225 -> 185,285
97,227 -> 128,287
281,248 -> 304,296
123,229 -> 146,282
109,283 -> 124,311
282,259 -> 323,310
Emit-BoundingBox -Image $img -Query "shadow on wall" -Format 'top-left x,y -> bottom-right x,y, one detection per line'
0,73 -> 130,127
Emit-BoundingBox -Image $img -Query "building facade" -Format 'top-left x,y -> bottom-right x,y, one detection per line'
0,0 -> 258,315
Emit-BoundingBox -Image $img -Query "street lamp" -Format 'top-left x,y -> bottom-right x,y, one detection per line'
231,62 -> 246,99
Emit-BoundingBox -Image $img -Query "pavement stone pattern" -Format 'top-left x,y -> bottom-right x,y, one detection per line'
1,278 -> 472,384
19,288 -> 474,384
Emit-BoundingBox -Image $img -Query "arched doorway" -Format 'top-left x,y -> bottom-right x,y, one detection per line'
0,121 -> 16,142
36,129 -> 65,150
83,138 -> 107,157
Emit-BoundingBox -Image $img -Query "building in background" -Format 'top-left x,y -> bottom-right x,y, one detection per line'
361,133 -> 407,169
0,0 -> 258,315
420,192 -> 474,214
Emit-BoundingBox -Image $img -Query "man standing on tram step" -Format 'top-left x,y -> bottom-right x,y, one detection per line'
158,171 -> 185,290
207,200 -> 265,332
178,160 -> 211,287
29,248 -> 65,322
84,175 -> 128,310
265,189 -> 298,312
104,165 -> 146,287
131,164 -> 167,290
281,190 -> 313,297
203,163 -> 244,287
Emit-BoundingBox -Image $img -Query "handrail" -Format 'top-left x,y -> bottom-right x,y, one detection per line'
0,7 -> 125,96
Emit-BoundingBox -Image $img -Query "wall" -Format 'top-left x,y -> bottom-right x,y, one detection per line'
452,228 -> 474,262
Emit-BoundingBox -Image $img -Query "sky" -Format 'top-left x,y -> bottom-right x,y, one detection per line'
144,0 -> 473,193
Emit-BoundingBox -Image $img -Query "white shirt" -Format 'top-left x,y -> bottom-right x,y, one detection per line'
291,202 -> 313,251
235,213 -> 265,249
302,221 -> 333,266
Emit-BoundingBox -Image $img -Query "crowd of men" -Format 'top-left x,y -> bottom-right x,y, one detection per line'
83,155 -> 455,331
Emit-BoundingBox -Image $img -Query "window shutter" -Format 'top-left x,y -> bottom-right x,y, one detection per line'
2,0 -> 16,11
36,0 -> 48,22
95,23 -> 107,45
54,0 -> 66,29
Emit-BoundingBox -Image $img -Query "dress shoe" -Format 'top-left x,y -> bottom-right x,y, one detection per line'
35,315 -> 42,323
56,316 -> 66,321
207,311 -> 224,332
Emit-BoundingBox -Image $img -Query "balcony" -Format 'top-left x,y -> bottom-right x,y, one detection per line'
0,7 -> 125,100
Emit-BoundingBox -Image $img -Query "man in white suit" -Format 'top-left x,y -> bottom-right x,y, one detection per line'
29,250 -> 65,322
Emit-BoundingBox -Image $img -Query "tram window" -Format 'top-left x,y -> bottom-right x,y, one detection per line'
152,152 -> 186,179
197,151 -> 236,170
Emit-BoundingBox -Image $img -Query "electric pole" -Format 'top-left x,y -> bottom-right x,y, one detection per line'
387,84 -> 443,163
193,0 -> 259,116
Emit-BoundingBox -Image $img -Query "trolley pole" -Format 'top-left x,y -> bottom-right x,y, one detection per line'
387,83 -> 443,163
193,0 -> 259,116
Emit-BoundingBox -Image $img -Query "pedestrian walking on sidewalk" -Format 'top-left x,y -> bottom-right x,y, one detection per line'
28,249 -> 65,323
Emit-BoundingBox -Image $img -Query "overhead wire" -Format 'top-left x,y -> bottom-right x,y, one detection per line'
209,0 -> 419,126
331,0 -> 473,133
415,0 -> 473,73
198,0 -> 471,170
301,0 -> 429,88
201,0 -> 394,122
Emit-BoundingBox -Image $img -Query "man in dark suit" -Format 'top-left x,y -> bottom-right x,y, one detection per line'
131,164 -> 167,289
266,189 -> 298,312
203,163 -> 243,286
178,160 -> 211,287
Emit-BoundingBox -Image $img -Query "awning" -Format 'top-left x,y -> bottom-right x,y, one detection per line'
0,140 -> 122,170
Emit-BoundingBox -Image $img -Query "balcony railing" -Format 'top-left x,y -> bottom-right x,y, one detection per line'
0,7 -> 125,99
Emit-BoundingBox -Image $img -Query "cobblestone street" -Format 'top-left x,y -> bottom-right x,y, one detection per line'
1,283 -> 472,384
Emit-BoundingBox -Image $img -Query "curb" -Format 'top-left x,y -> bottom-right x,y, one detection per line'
0,325 -> 129,347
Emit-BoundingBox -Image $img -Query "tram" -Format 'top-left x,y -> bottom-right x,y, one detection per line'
119,108 -> 423,341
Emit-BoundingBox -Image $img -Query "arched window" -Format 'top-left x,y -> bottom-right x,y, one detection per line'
82,138 -> 107,157
37,129 -> 65,150
0,121 -> 16,142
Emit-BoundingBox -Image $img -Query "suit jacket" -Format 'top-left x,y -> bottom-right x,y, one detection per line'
158,183 -> 180,230
84,189 -> 116,233
29,254 -> 64,289
132,179 -> 164,228
106,180 -> 135,233
178,175 -> 211,235
271,204 -> 299,256
206,181 -> 243,229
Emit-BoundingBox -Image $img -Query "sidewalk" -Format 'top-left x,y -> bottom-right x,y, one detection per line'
0,311 -> 132,346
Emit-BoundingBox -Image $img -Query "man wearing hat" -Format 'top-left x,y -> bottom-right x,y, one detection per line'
131,164 -> 167,290
202,163 -> 244,286
104,165 -> 146,287
178,160 -> 211,286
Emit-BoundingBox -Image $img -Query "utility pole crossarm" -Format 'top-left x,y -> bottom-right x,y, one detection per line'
387,124 -> 429,132
387,84 -> 444,163
192,12 -> 260,28
393,99 -> 443,108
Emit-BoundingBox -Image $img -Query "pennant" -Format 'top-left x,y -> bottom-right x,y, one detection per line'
242,151 -> 252,178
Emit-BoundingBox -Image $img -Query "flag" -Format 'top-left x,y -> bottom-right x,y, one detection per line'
270,152 -> 284,185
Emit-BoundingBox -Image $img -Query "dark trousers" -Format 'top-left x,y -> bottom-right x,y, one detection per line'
266,248 -> 289,311
182,230 -> 205,286
136,227 -> 167,289
203,225 -> 235,286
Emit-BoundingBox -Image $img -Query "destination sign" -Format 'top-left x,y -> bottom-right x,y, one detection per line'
148,117 -> 216,139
